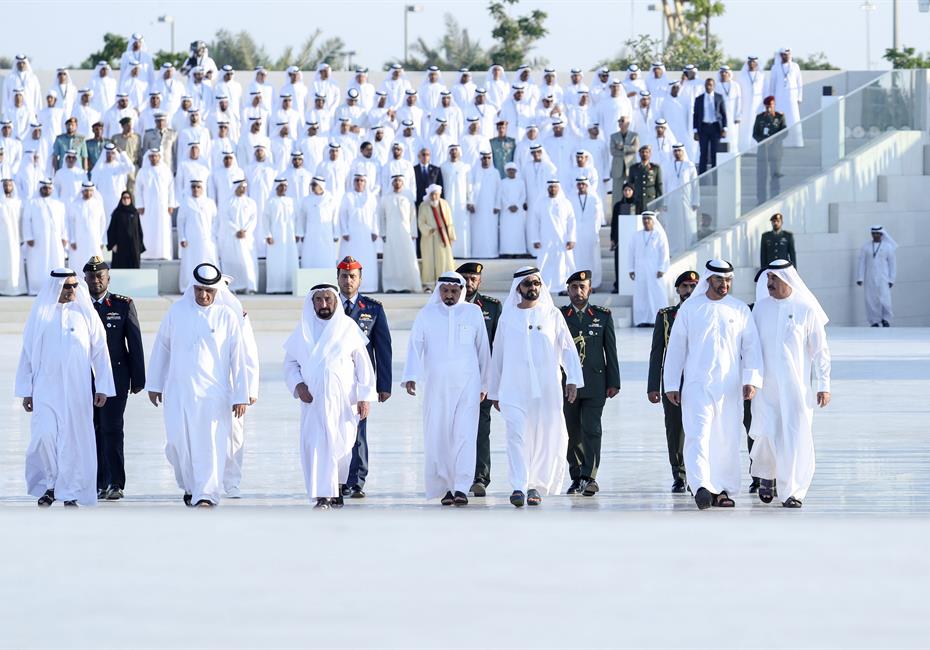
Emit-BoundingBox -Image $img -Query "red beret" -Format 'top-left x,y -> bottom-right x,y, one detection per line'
763,95 -> 776,106
337,256 -> 363,270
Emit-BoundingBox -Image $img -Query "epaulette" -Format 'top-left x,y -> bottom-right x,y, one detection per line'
478,294 -> 500,304
110,293 -> 132,303
590,304 -> 611,315
659,305 -> 676,314
359,296 -> 382,307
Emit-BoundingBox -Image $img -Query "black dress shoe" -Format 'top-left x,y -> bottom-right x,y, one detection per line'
37,489 -> 55,508
441,491 -> 455,506
582,479 -> 599,496
783,496 -> 803,508
63,500 -> 79,507
749,477 -> 761,493
183,493 -> 193,507
694,487 -> 713,510
566,479 -> 583,495
97,488 -> 107,499
470,481 -> 486,497
671,479 -> 687,493
349,486 -> 366,499
331,495 -> 344,508
340,484 -> 351,496
882,320 -> 890,327
314,498 -> 332,509
510,490 -> 525,507
106,487 -> 124,501
453,491 -> 468,506
527,489 -> 542,506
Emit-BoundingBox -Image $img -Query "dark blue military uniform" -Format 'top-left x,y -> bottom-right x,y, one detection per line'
92,291 -> 145,492
648,303 -> 686,482
343,293 -> 392,490
469,292 -> 501,488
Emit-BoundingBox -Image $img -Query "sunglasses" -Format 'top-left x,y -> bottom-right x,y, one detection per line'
521,280 -> 542,288
62,283 -> 79,290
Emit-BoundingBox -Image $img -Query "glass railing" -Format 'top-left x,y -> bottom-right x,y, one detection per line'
647,69 -> 928,257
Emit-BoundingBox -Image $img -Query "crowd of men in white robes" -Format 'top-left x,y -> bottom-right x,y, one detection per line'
0,42 -> 810,299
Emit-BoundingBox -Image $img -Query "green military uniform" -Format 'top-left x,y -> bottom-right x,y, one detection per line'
561,289 -> 621,486
470,291 -> 501,487
489,136 -> 516,178
760,229 -> 796,269
628,161 -> 663,213
647,303 -> 686,482
752,109 -> 787,203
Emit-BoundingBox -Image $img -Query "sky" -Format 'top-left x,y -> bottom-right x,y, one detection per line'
2,0 -> 929,71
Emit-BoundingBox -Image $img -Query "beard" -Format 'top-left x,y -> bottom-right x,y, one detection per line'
316,308 -> 333,319
442,297 -> 457,306
518,287 -> 540,301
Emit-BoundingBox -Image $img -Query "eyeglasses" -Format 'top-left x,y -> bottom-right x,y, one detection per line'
521,280 -> 542,288
62,283 -> 78,290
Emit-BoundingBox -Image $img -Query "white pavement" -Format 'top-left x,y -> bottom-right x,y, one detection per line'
1,324 -> 929,649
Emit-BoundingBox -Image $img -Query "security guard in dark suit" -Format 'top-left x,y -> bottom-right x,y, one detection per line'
456,262 -> 501,496
561,270 -> 621,496
646,270 -> 698,493
83,256 -> 146,500
337,256 -> 392,498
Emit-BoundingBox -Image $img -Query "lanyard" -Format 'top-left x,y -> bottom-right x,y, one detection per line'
872,242 -> 882,258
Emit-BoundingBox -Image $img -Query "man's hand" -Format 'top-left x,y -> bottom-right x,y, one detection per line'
647,391 -> 661,404
509,205 -> 518,213
296,382 -> 313,403
565,383 -> 578,404
70,243 -> 77,250
138,208 -> 145,216
378,391 -> 391,403
22,397 -> 33,412
889,283 -> 894,288
743,385 -> 756,400
148,391 -> 162,407
357,401 -> 370,420
232,403 -> 247,418
179,240 -> 188,248
466,204 -> 475,213
370,233 -> 378,242
61,239 -> 68,248
26,240 -> 34,247
606,387 -> 620,399
249,397 -> 258,405
566,241 -> 575,251
343,234 -> 350,241
666,390 -> 680,406
533,242 -> 541,249
403,381 -> 416,396
656,271 -> 664,278
491,400 -> 500,412
130,386 -> 143,394
93,393 -> 107,407
629,272 -> 635,280
721,129 -> 727,138
693,133 -> 699,141
856,281 -> 863,286
480,391 -> 487,402
817,391 -> 831,408
266,237 -> 274,245
236,230 -> 245,239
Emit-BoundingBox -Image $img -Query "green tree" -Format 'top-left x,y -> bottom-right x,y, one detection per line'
0,56 -> 11,69
275,29 -> 347,70
599,32 -> 725,72
684,0 -> 725,51
487,0 -> 548,68
208,29 -> 271,70
392,14 -> 492,70
883,47 -> 930,69
152,50 -> 189,70
80,32 -> 128,69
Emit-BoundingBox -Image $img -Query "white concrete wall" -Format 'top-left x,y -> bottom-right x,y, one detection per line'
666,130 -> 930,325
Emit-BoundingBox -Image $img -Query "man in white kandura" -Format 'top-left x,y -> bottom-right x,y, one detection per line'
176,179 -> 218,293
663,260 -> 763,510
767,48 -> 803,148
66,181 -> 106,271
749,260 -> 831,509
283,283 -> 375,509
298,176 -> 340,268
488,267 -> 584,507
15,268 -> 114,507
22,178 -> 66,295
146,263 -> 250,507
219,176 -> 259,294
628,211 -> 670,327
135,148 -> 177,260
402,272 -> 491,506
263,177 -> 299,294
856,225 -> 897,328
529,179 -> 576,293
378,174 -> 421,293
568,176 -> 604,291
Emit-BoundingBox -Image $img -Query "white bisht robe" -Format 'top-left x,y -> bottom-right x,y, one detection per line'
857,237 -> 896,325
299,191 -> 340,268
750,287 -> 830,502
90,153 -> 133,218
378,190 -> 420,292
22,195 -> 66,295
218,194 -> 259,293
66,195 -> 107,271
528,194 -> 576,292
135,159 -> 178,259
738,65 -> 767,153
147,288 -> 249,505
15,275 -> 115,505
568,191 -> 604,289
338,190 -> 380,292
767,59 -> 803,147
469,165 -> 500,259
0,201 -> 23,295
441,160 -> 472,258
263,195 -> 298,293
283,288 -> 375,500
402,278 -> 491,498
177,194 -> 219,293
497,174 -> 528,256
487,273 -> 584,495
628,226 -> 670,325
663,291 -> 763,497
663,158 -> 699,251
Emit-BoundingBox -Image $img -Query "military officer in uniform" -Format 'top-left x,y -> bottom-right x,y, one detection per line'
337,255 -> 392,498
628,144 -> 663,213
83,256 -> 146,500
752,96 -> 788,203
646,269 -> 698,493
759,212 -> 796,269
561,270 -> 621,496
456,262 -> 502,496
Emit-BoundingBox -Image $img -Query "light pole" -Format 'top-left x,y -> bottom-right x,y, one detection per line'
860,1 -> 875,69
404,4 -> 424,65
158,14 -> 175,53
892,0 -> 900,51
